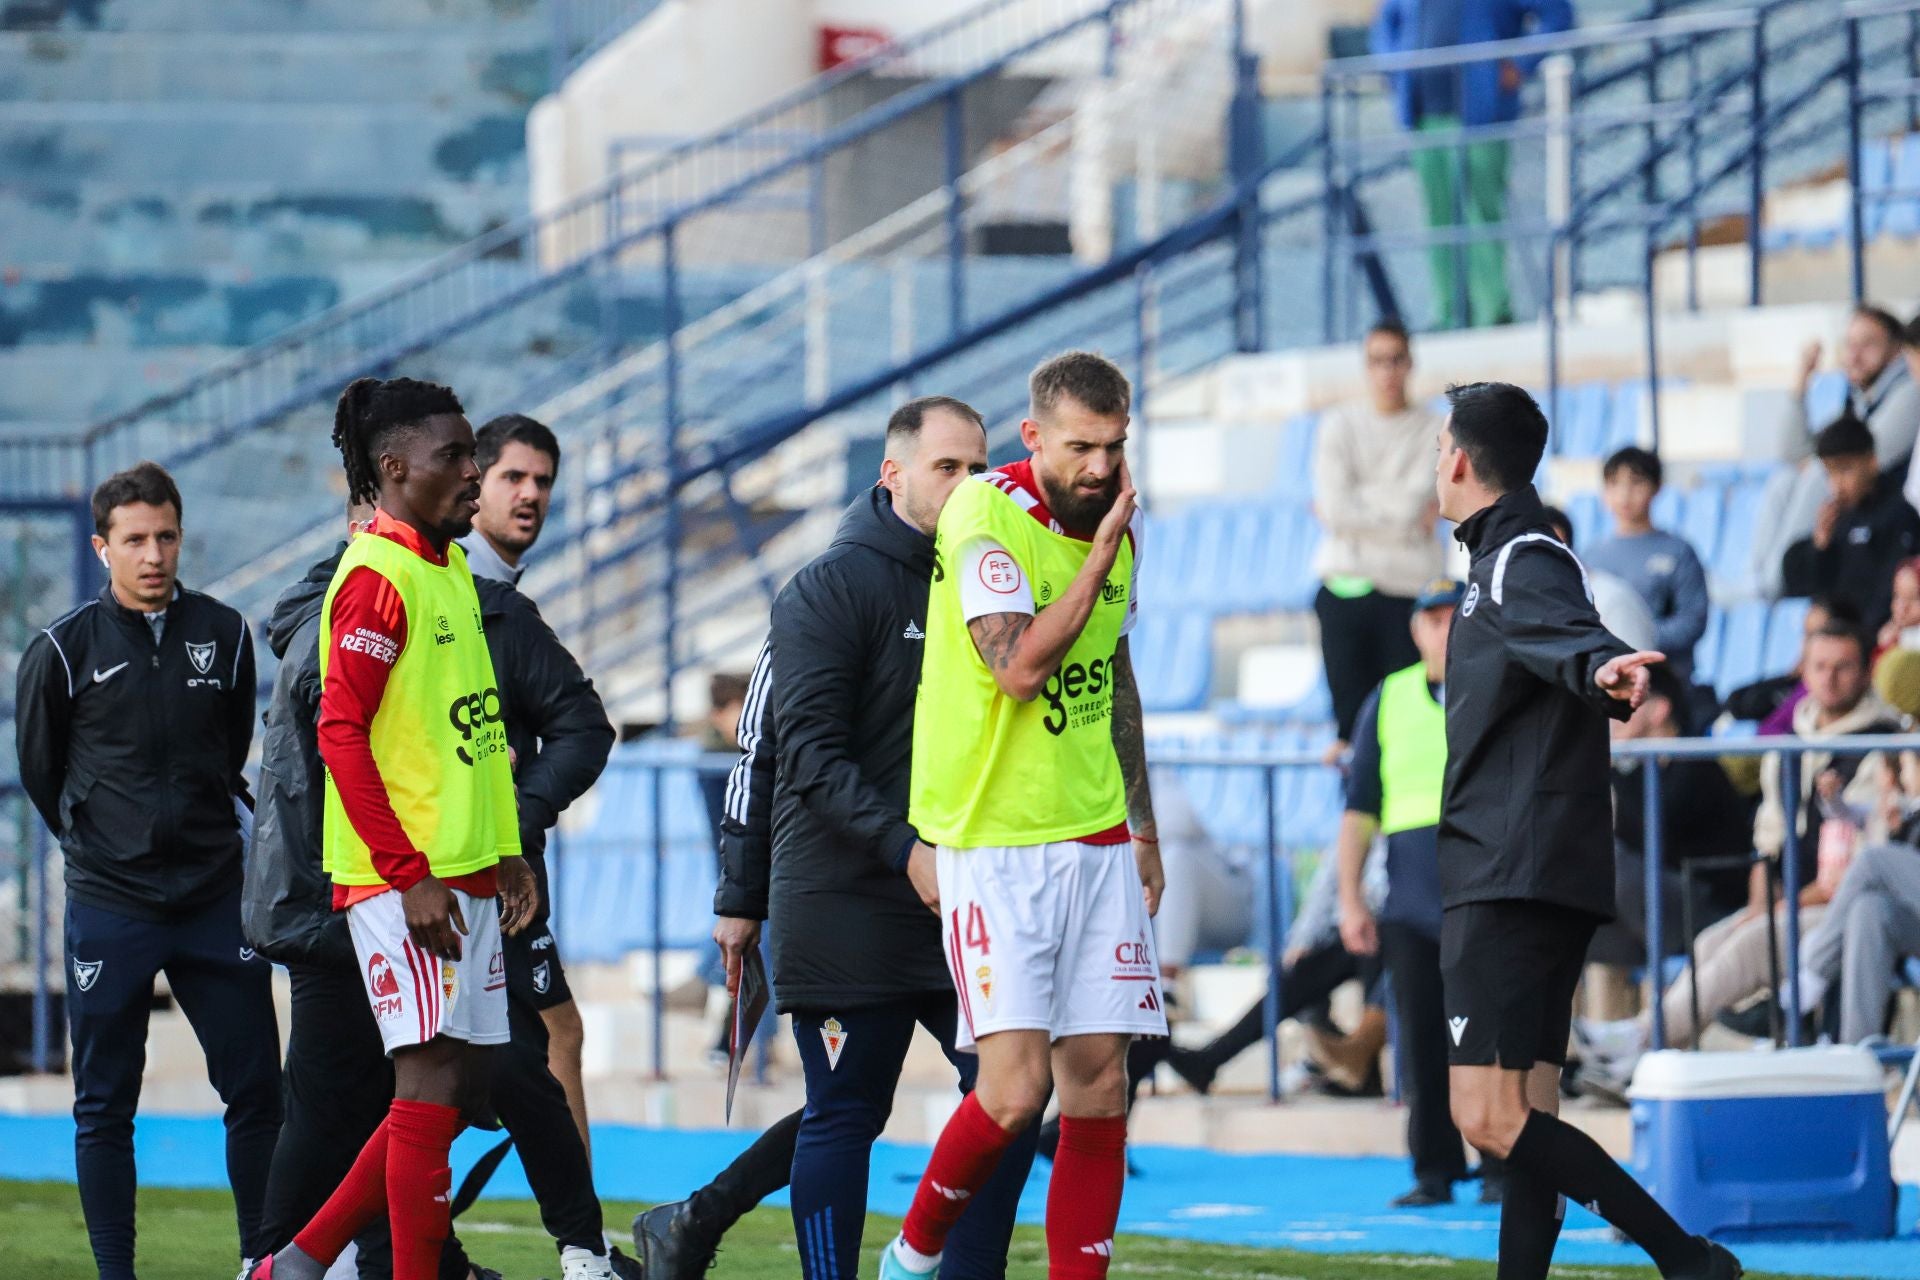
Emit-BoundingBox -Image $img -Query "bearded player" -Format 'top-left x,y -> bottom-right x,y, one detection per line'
254,377 -> 538,1280
881,351 -> 1164,1280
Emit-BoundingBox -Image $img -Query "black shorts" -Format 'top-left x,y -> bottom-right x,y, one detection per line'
1440,899 -> 1599,1070
503,920 -> 574,1012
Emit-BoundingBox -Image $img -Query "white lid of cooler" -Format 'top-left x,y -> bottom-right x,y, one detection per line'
1628,1046 -> 1886,1100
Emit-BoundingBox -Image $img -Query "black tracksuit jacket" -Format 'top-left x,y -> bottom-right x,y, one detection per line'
713,486 -> 950,1012
241,545 -> 613,963
1440,485 -> 1634,920
16,583 -> 255,921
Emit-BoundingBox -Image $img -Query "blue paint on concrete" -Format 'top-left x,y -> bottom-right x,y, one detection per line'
3,1114 -> 1914,1277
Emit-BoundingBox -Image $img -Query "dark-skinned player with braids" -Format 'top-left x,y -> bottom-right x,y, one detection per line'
255,378 -> 539,1280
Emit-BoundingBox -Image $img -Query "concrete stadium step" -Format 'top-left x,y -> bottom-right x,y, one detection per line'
0,102 -> 528,186
0,344 -> 228,423
0,183 -> 527,272
2,0 -> 547,34
0,30 -> 546,104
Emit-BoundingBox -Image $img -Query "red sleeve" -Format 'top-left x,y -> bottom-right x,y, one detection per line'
317,565 -> 431,892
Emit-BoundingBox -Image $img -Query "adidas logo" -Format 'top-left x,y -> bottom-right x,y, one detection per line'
1448,1016 -> 1469,1046
1080,1240 -> 1114,1257
932,1181 -> 971,1202
903,619 -> 925,640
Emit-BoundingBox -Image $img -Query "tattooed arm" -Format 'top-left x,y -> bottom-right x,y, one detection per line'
1109,637 -> 1156,840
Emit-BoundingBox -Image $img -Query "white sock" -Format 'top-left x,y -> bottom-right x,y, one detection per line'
891,1233 -> 942,1274
1782,969 -> 1829,1016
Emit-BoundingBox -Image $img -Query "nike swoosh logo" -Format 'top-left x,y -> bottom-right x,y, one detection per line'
91,662 -> 129,684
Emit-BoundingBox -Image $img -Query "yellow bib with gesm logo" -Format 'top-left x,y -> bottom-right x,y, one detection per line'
319,532 -> 520,886
909,476 -> 1133,848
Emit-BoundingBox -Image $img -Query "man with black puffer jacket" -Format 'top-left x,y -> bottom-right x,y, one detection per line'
245,507 -> 628,1280
635,397 -> 1039,1280
15,461 -> 280,1280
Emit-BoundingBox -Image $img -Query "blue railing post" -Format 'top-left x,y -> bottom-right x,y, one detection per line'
1320,76 -> 1337,343
1261,764 -> 1282,1104
1643,244 -> 1662,452
1747,14 -> 1766,307
1643,757 -> 1667,1051
1684,33 -> 1702,313
31,819 -> 50,1074
1780,750 -> 1804,1047
944,86 -> 967,338
650,765 -> 667,1079
1846,11 -> 1866,304
1229,0 -> 1264,353
662,218 -> 682,734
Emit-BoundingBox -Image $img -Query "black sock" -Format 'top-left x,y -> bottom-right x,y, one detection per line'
1506,1110 -> 1706,1277
693,1108 -> 802,1232
1496,1164 -> 1565,1280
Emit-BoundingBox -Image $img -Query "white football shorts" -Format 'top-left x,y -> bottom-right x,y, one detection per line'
938,839 -> 1168,1052
347,887 -> 508,1055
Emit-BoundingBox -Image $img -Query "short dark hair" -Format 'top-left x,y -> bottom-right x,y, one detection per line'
709,672 -> 750,710
1810,594 -> 1863,629
886,395 -> 985,452
1030,350 -> 1130,420
92,461 -> 183,536
1807,618 -> 1869,664
1855,304 -> 1904,344
1903,310 -> 1920,348
475,413 -> 560,478
1647,664 -> 1693,733
1603,445 -> 1663,490
1813,415 -> 1876,461
332,376 -> 465,507
1444,381 -> 1548,495
1538,503 -> 1574,549
1366,318 -> 1410,348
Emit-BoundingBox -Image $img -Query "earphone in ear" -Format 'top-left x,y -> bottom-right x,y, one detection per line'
97,547 -> 109,570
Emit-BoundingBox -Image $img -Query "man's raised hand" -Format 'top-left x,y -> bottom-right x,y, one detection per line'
1596,650 -> 1666,709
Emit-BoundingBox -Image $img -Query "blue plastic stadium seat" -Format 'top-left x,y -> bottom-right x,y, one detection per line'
1290,508 -> 1324,608
1609,382 -> 1648,452
1765,598 -> 1814,679
1180,506 -> 1234,609
1716,600 -> 1772,697
1556,382 -> 1612,458
1712,479 -> 1766,592
1651,487 -> 1683,532
1678,483 -> 1725,570
1807,370 -> 1849,430
1693,607 -> 1725,690
1566,491 -> 1606,553
1272,414 -> 1320,502
1133,611 -> 1212,713
1890,133 -> 1920,239
1860,139 -> 1895,239
1139,507 -> 1193,609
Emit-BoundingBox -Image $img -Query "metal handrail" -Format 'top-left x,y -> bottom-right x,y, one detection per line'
1324,7 -> 1757,79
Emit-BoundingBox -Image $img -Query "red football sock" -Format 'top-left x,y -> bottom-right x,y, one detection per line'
1046,1115 -> 1128,1279
901,1092 -> 1019,1258
384,1098 -> 465,1280
291,1118 -> 390,1264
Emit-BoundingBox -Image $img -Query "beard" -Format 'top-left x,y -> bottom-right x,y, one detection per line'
480,506 -> 542,555
1040,468 -> 1120,533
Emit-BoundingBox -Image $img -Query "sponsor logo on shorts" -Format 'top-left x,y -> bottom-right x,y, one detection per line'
484,948 -> 505,993
441,959 -> 459,1005
1449,1016 -> 1469,1045
72,957 -> 103,992
368,952 -> 404,1022
821,1017 -> 848,1070
1112,933 -> 1156,982
532,961 -> 551,995
1138,987 -> 1161,1013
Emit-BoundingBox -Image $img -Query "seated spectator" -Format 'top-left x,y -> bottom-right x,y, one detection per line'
1781,417 -> 1920,635
1575,623 -> 1895,1096
1876,557 -> 1920,661
1723,596 -> 1860,734
1757,306 -> 1919,596
1586,447 -> 1709,681
1164,844 -> 1384,1099
1795,751 -> 1920,1045
1539,503 -> 1659,651
1311,320 -> 1446,750
1590,666 -> 1753,974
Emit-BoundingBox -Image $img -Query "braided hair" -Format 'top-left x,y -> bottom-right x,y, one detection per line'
332,376 -> 466,507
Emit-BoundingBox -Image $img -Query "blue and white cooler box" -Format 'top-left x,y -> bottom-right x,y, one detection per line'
1629,1046 -> 1895,1241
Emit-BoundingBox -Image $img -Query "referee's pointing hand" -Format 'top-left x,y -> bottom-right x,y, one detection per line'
1595,650 -> 1666,710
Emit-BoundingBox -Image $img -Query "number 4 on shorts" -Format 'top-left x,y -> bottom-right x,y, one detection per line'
962,903 -> 991,955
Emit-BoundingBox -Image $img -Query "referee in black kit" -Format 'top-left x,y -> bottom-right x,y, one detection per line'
1431,383 -> 1740,1280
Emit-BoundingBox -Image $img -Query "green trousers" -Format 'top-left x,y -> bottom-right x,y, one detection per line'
1410,115 -> 1511,330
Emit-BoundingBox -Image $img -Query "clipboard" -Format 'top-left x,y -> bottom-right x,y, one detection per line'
724,947 -> 770,1122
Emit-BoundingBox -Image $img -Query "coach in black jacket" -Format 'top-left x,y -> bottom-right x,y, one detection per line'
244,532 -> 622,1279
14,462 -> 280,1280
1433,383 -> 1737,1280
634,398 -> 1035,1280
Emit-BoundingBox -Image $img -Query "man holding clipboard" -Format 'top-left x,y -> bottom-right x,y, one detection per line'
634,397 -> 1039,1280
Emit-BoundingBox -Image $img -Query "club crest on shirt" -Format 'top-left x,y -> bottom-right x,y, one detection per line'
821,1017 -> 848,1070
1461,582 -> 1480,617
186,640 -> 216,675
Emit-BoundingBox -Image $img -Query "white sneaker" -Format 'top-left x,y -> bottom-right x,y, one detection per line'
1573,1016 -> 1645,1063
560,1246 -> 618,1280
